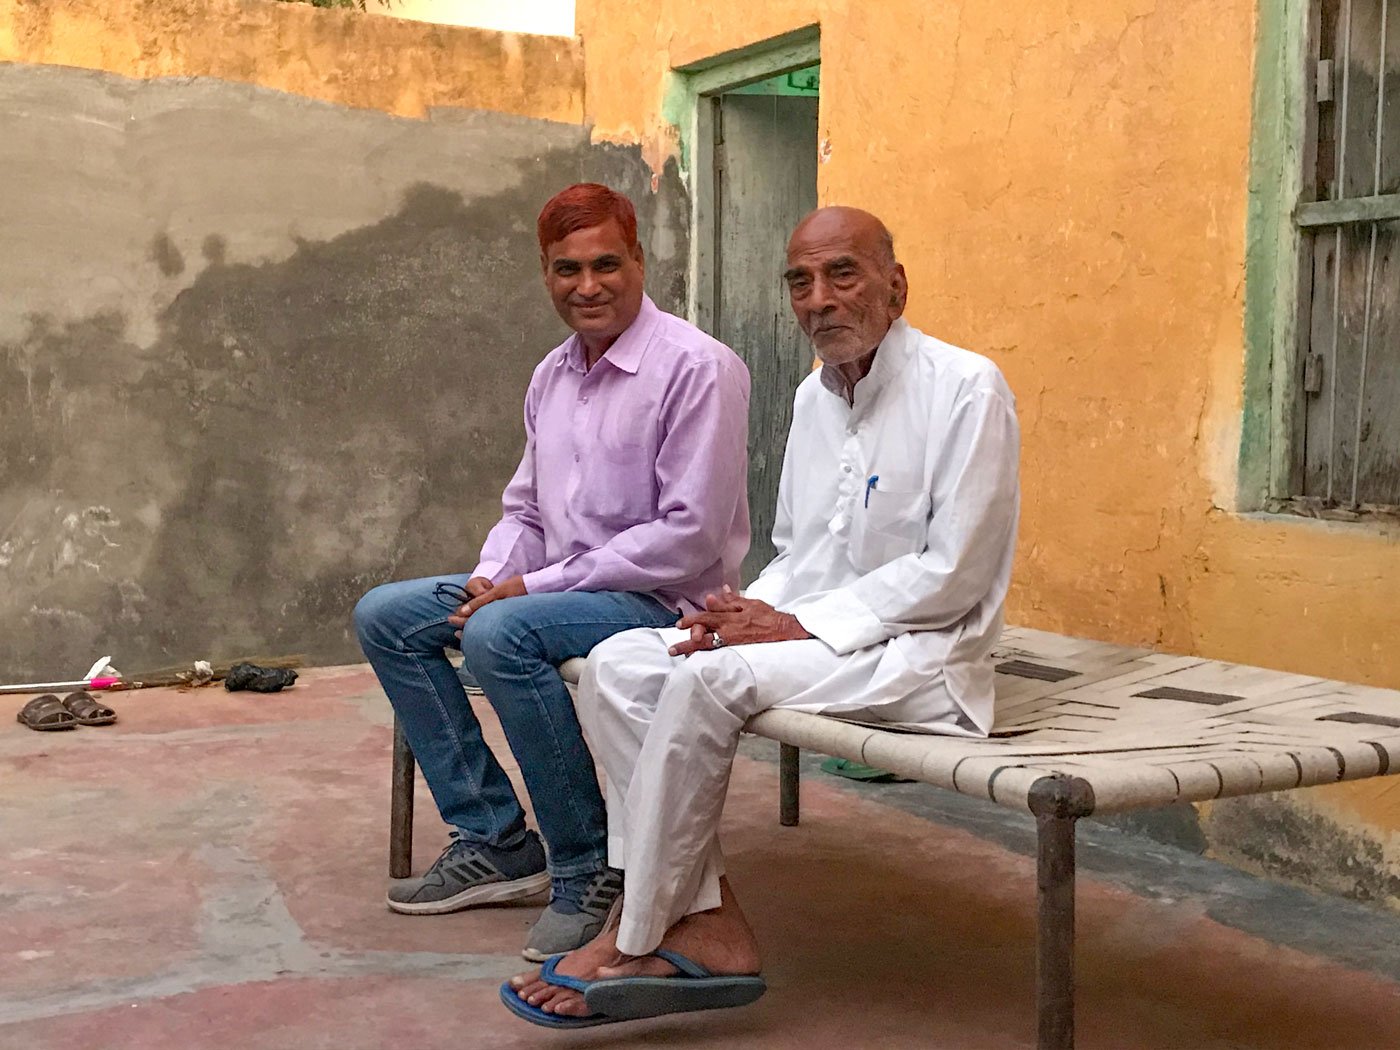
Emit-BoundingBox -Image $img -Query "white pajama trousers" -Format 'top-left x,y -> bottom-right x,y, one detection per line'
577,626 -> 960,957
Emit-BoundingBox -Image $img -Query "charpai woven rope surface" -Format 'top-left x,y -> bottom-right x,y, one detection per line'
561,626 -> 1400,815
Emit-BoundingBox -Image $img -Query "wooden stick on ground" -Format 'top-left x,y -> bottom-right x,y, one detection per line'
112,655 -> 307,690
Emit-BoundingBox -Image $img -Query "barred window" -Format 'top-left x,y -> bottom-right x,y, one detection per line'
1288,0 -> 1400,516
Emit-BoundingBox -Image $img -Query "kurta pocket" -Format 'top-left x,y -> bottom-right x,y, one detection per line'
850,487 -> 931,571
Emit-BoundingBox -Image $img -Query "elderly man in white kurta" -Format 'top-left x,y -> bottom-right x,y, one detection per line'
505,206 -> 1019,1027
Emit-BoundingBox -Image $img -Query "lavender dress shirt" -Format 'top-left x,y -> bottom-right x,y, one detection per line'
472,295 -> 751,614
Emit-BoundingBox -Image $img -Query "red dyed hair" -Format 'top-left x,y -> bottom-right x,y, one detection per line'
536,183 -> 639,254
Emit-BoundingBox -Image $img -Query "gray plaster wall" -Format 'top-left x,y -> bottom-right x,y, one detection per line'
0,62 -> 689,680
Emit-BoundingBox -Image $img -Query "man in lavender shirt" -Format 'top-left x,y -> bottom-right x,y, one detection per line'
354,183 -> 750,961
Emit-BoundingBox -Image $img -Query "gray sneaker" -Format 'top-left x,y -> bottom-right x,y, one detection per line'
521,866 -> 624,961
386,830 -> 550,915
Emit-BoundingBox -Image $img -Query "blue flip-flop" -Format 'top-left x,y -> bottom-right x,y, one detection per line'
498,956 -> 613,1029
585,948 -> 766,1021
499,950 -> 767,1029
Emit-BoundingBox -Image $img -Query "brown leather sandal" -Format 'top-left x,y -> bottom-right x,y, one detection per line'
17,694 -> 78,731
60,691 -> 117,726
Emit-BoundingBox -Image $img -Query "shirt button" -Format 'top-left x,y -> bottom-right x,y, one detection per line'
574,453 -> 580,462
847,425 -> 858,436
580,396 -> 589,404
842,464 -> 853,474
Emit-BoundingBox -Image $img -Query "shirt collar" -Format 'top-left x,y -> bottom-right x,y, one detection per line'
817,318 -> 911,402
562,294 -> 660,375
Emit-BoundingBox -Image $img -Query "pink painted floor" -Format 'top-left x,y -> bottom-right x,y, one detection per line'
2,666 -> 1398,1049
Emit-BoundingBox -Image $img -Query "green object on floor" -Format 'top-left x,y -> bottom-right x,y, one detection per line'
819,757 -> 914,783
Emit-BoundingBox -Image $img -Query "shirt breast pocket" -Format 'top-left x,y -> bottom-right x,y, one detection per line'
583,442 -> 655,526
851,486 -> 931,572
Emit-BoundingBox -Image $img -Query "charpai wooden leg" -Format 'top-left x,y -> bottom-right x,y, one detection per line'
389,714 -> 416,879
1028,774 -> 1096,1050
779,743 -> 801,826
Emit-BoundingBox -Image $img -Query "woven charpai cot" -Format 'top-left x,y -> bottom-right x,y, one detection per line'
529,630 -> 1400,1050
740,625 -> 1400,814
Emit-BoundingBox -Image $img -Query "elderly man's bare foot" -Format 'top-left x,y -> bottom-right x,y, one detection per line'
507,879 -> 761,1020
508,921 -> 621,1016
597,880 -> 760,982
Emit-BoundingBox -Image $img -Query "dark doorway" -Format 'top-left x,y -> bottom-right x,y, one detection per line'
696,70 -> 820,581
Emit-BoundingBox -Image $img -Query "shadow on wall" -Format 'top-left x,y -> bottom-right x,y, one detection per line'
1,164 -> 688,680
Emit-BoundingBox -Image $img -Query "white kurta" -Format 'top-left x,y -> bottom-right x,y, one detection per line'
578,318 -> 1020,956
742,315 -> 1020,735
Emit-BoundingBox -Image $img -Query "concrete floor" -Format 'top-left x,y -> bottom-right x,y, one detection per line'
3,666 -> 1399,1050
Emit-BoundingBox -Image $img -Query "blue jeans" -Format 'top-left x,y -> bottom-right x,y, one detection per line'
353,578 -> 677,877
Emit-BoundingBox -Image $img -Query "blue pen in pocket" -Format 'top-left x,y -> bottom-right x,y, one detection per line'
864,474 -> 879,508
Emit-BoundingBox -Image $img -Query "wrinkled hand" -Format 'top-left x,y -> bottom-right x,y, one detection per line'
450,575 -> 526,635
669,585 -> 813,657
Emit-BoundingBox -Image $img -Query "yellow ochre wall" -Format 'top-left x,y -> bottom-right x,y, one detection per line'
0,0 -> 582,121
574,0 -> 1400,843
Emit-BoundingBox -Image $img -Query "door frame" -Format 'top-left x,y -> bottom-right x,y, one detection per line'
668,25 -> 822,329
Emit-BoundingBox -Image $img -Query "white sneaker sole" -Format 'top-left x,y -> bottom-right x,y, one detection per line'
386,871 -> 551,915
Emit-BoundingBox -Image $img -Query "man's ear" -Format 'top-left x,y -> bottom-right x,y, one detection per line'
888,263 -> 909,317
632,243 -> 646,271
540,250 -> 550,279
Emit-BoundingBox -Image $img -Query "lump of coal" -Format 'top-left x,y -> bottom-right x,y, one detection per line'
224,663 -> 298,693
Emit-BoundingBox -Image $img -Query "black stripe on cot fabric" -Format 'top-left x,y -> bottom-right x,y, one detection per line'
950,756 -> 974,794
1325,747 -> 1346,780
1367,741 -> 1391,776
985,765 -> 1009,804
995,659 -> 1079,682
1133,686 -> 1243,705
1318,710 -> 1400,729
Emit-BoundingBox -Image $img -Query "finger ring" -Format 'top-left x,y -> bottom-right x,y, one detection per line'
710,631 -> 725,649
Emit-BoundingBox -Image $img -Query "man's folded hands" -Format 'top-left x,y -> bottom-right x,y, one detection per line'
669,585 -> 813,656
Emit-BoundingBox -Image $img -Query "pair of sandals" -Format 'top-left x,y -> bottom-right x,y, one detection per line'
16,691 -> 117,731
